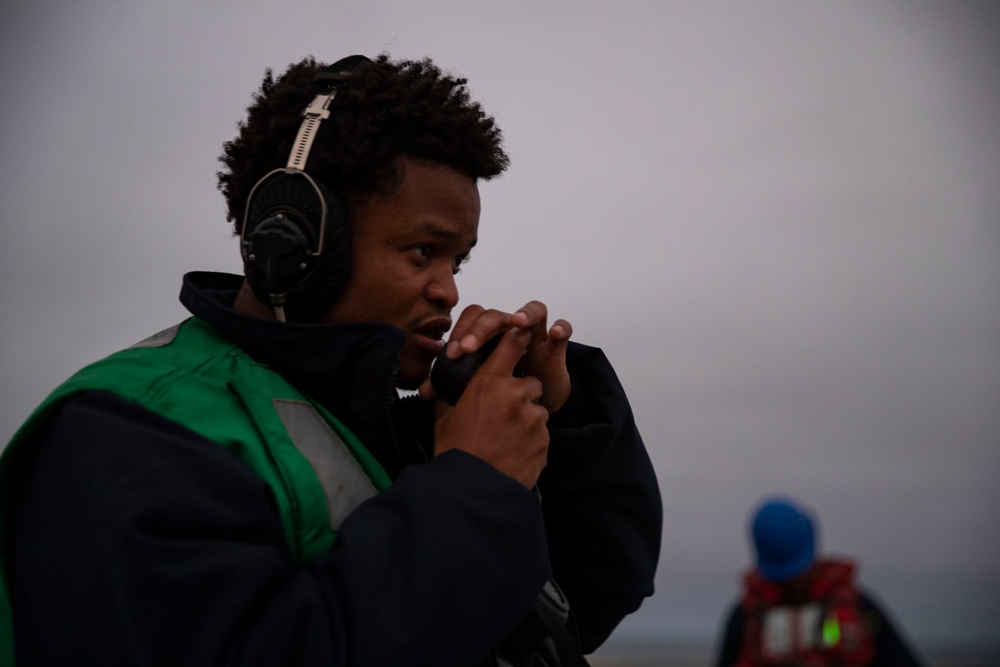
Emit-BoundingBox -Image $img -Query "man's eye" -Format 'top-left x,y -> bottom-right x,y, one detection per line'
452,253 -> 471,274
414,245 -> 433,259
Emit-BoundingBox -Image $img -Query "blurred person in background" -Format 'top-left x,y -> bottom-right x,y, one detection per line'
715,496 -> 925,667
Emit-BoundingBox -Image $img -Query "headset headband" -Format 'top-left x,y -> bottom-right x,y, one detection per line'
239,87 -> 338,259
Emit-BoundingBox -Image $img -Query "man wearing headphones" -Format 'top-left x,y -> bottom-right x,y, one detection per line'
0,55 -> 661,666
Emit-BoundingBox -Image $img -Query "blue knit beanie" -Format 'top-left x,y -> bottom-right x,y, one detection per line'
750,497 -> 816,581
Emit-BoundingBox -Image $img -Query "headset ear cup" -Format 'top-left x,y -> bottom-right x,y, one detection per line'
294,178 -> 350,321
242,171 -> 351,320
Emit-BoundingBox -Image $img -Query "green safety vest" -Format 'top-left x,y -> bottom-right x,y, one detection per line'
0,317 -> 392,666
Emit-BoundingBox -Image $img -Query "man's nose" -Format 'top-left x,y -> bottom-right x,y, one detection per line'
426,268 -> 459,309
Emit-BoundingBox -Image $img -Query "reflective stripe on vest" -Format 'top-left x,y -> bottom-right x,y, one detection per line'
128,322 -> 183,349
760,603 -> 822,658
273,399 -> 378,531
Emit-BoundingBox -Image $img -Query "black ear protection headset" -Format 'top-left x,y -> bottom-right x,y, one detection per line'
240,55 -> 372,322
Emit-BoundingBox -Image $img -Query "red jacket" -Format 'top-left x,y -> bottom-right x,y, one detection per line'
735,559 -> 874,667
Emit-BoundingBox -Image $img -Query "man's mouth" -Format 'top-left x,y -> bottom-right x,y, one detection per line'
411,317 -> 452,354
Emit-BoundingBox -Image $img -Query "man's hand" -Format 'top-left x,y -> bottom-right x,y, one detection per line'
427,327 -> 551,488
435,301 -> 573,413
417,301 -> 573,488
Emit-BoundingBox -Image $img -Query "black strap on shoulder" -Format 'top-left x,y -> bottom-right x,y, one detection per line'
494,580 -> 590,667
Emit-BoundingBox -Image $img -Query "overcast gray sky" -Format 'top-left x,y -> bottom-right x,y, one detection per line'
2,1 -> 998,661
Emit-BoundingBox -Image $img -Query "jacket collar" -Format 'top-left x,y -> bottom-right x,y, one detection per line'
179,271 -> 422,476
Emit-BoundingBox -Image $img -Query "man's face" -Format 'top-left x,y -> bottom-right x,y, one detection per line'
322,159 -> 480,388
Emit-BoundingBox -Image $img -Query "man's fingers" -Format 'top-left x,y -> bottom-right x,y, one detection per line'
417,377 -> 438,401
511,301 -> 550,342
451,308 -> 515,358
525,375 -> 545,407
445,304 -> 485,359
446,303 -> 568,377
511,300 -> 547,326
549,318 -> 573,343
479,327 -> 531,377
433,398 -> 453,420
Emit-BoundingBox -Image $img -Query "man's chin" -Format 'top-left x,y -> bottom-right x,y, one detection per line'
396,362 -> 432,391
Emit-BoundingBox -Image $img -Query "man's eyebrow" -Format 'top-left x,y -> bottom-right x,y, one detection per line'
411,222 -> 477,248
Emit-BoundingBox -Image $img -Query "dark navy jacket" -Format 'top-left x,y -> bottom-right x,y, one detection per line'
6,271 -> 662,666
